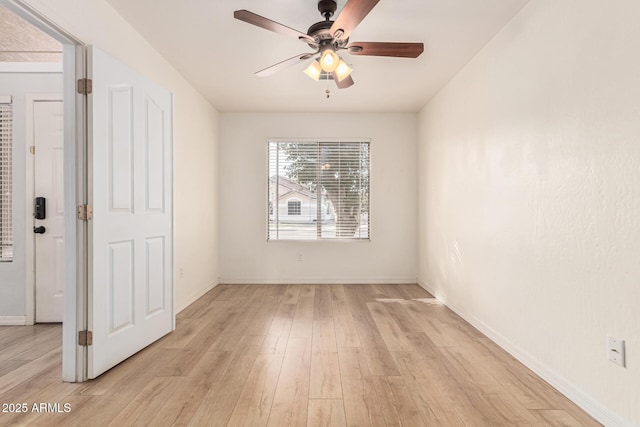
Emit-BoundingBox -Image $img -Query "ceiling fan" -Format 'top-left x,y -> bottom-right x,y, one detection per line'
234,0 -> 424,89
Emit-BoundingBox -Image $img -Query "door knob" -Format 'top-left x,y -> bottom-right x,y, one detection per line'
34,226 -> 46,234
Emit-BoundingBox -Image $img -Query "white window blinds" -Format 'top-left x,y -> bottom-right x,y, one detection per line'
268,141 -> 370,241
0,97 -> 12,261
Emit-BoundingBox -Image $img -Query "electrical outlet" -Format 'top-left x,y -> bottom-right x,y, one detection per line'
607,336 -> 625,367
297,253 -> 303,262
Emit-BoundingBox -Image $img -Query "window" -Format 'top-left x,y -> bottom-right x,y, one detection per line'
268,140 -> 370,241
288,200 -> 301,216
0,97 -> 12,261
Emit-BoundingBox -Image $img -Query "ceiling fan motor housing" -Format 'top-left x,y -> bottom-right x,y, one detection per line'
307,1 -> 348,51
317,0 -> 337,19
306,21 -> 348,50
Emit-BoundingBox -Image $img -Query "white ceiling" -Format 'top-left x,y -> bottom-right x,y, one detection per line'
106,0 -> 529,113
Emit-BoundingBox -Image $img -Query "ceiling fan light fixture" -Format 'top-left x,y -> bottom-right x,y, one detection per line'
320,48 -> 339,72
304,60 -> 322,81
335,59 -> 352,81
234,0 -> 424,92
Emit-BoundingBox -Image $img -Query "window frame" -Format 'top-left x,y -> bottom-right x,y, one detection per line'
266,138 -> 371,242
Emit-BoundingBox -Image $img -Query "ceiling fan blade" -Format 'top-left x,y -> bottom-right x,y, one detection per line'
256,53 -> 315,77
234,10 -> 315,44
347,42 -> 424,58
330,0 -> 380,40
332,72 -> 355,89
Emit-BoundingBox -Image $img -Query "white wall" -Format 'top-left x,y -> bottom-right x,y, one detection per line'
0,72 -> 62,318
418,0 -> 640,425
220,113 -> 417,284
20,0 -> 220,312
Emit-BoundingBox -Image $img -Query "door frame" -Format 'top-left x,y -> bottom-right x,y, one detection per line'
1,0 -> 88,382
25,93 -> 64,326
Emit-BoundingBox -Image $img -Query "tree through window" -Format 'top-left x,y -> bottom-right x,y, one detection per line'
268,140 -> 370,241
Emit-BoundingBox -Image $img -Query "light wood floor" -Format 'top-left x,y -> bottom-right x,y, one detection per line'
0,284 -> 599,426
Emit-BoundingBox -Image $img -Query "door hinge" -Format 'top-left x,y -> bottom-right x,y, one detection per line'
78,330 -> 93,346
77,78 -> 92,95
77,204 -> 93,221
30,146 -> 35,155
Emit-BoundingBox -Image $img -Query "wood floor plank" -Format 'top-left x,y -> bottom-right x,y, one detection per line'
262,302 -> 296,354
407,378 -> 466,426
307,399 -> 347,427
147,379 -> 209,426
314,286 -> 334,321
343,287 -> 401,376
533,409 -> 585,426
289,295 -> 315,339
188,336 -> 265,427
0,325 -> 61,363
0,359 -> 26,378
146,352 -> 234,425
299,284 -> 316,298
372,376 -> 427,426
403,301 -> 474,347
281,284 -> 301,305
312,320 -> 338,354
106,377 -> 178,427
0,348 -> 61,395
391,350 -> 434,381
395,283 -> 434,299
341,376 -> 386,427
338,348 -> 386,427
332,299 -> 361,349
310,352 -> 342,399
267,338 -> 311,427
177,285 -> 226,319
244,296 -> 281,337
0,284 -> 600,427
0,324 -> 56,350
366,302 -> 413,352
227,352 -> 284,426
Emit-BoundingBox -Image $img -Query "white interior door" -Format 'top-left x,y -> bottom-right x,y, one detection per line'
34,100 -> 64,323
88,47 -> 174,379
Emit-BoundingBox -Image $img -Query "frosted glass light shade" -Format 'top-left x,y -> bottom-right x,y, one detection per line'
335,59 -> 352,81
320,49 -> 339,72
304,60 -> 322,81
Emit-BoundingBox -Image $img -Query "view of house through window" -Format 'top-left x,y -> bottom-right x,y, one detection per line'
268,140 -> 370,241
287,200 -> 301,215
0,98 -> 12,261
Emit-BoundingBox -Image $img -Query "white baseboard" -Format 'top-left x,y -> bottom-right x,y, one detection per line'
218,277 -> 418,285
417,281 -> 633,427
0,316 -> 27,326
176,282 -> 218,314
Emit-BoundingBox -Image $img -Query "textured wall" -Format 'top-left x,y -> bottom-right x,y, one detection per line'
418,0 -> 640,424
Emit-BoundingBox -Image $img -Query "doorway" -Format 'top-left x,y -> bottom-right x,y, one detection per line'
0,0 -> 84,381
2,0 -> 176,383
29,97 -> 64,323
0,6 -> 64,325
